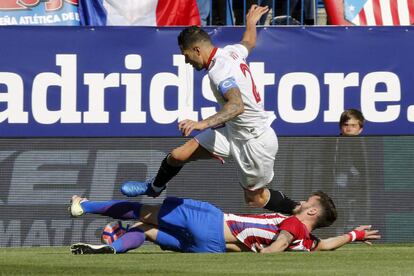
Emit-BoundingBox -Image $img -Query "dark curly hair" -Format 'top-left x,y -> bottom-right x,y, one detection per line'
312,191 -> 337,228
177,26 -> 212,50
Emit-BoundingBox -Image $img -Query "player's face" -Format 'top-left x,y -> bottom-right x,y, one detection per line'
341,118 -> 362,136
180,47 -> 204,71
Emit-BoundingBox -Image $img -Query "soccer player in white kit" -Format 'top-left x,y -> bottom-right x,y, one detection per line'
121,5 -> 297,212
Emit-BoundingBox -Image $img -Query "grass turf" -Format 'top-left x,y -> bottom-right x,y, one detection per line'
1,244 -> 413,275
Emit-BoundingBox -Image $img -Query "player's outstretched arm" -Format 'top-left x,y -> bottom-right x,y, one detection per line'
241,5 -> 269,53
315,225 -> 381,251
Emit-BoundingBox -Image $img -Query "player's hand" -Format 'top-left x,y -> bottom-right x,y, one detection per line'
256,243 -> 269,253
246,4 -> 269,25
178,119 -> 206,137
349,225 -> 381,245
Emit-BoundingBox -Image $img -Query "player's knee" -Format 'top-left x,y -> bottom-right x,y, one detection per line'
244,189 -> 267,208
169,148 -> 189,165
244,196 -> 262,208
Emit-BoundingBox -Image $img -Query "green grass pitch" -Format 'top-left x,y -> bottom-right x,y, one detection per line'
1,244 -> 413,275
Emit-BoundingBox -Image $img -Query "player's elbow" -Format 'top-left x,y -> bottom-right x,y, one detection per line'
244,41 -> 255,53
235,104 -> 244,116
249,41 -> 256,50
228,102 -> 244,119
241,39 -> 255,53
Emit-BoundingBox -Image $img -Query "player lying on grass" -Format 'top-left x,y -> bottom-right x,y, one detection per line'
69,191 -> 380,254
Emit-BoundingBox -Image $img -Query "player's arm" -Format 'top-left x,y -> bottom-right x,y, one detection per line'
240,5 -> 269,53
225,242 -> 252,252
259,230 -> 293,253
315,225 -> 381,251
201,87 -> 244,127
179,87 -> 244,136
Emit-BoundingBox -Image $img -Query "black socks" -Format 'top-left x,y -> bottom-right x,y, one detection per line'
264,189 -> 299,215
152,155 -> 183,188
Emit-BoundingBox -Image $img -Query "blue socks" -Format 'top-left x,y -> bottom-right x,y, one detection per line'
81,200 -> 142,220
79,200 -> 146,253
111,228 -> 145,253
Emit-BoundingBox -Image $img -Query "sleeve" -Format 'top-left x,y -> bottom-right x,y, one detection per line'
226,44 -> 249,59
278,217 -> 301,239
208,58 -> 240,96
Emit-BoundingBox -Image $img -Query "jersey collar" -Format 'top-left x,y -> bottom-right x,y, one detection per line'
205,47 -> 218,70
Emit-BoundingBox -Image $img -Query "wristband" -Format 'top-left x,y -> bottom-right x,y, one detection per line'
347,230 -> 365,242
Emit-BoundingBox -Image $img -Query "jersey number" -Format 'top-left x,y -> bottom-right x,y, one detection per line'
240,63 -> 261,103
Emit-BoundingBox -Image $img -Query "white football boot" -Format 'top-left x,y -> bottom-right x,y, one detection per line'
69,195 -> 88,217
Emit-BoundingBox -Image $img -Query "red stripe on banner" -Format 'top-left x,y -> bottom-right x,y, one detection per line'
372,0 -> 383,25
156,0 -> 201,26
323,0 -> 353,25
408,0 -> 414,25
390,0 -> 400,25
359,8 -> 367,25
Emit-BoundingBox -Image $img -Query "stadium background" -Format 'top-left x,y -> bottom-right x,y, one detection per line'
0,136 -> 413,247
1,0 -> 414,248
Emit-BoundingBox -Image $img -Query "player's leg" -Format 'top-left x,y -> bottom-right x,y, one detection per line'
120,139 -> 212,197
231,128 -> 275,207
69,194 -> 168,226
108,198 -> 197,252
234,128 -> 298,212
121,128 -> 230,197
243,188 -> 270,208
243,188 -> 297,214
110,222 -> 154,253
71,222 -> 159,254
183,199 -> 226,253
69,195 -> 145,219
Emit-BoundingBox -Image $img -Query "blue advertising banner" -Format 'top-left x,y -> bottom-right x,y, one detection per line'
0,26 -> 414,137
0,0 -> 79,26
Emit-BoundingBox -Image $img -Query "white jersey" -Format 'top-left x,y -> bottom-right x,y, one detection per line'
207,44 -> 272,140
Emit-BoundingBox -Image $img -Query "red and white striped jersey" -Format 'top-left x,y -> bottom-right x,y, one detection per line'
224,213 -> 319,252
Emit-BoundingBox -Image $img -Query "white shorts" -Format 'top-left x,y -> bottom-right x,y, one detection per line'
195,126 -> 278,190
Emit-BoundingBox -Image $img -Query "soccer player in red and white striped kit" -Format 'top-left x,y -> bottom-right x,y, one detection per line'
69,191 -> 380,254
